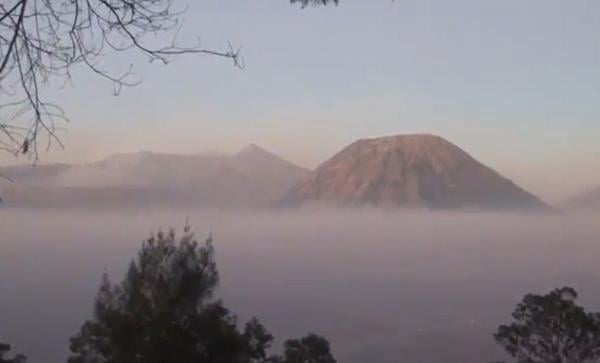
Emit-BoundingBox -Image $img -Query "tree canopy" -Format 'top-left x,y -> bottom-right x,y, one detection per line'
269,334 -> 337,363
68,225 -> 336,363
494,287 -> 600,363
0,343 -> 25,363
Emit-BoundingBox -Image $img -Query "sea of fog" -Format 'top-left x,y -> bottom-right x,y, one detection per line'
1,208 -> 600,363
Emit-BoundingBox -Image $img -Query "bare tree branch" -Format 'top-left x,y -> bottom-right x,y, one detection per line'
0,0 -> 345,160
0,0 -> 242,160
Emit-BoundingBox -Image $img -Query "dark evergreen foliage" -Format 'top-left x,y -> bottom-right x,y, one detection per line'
68,225 -> 336,363
269,334 -> 337,363
0,343 -> 26,363
494,287 -> 600,363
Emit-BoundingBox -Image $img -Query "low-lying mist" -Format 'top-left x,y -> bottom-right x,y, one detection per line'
1,208 -> 599,363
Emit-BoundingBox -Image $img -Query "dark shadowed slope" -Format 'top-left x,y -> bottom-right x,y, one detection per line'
282,134 -> 551,211
0,145 -> 310,208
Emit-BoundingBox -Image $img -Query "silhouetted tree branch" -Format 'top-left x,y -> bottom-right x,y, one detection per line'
0,0 -> 346,160
0,0 -> 243,160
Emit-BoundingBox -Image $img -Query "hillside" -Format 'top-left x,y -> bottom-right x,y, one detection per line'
282,134 -> 551,211
0,145 -> 309,208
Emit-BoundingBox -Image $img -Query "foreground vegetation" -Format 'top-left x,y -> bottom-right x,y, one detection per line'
3,225 -> 600,363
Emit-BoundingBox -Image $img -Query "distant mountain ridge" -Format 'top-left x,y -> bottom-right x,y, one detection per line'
0,136 -> 556,211
282,134 -> 551,211
0,145 -> 310,208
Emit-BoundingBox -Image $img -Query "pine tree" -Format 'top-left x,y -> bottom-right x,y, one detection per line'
68,225 -> 336,363
68,226 -> 270,363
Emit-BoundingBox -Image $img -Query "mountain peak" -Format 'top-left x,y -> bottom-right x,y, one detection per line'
352,134 -> 461,154
236,143 -> 284,163
1,146 -> 311,208
237,143 -> 270,156
359,133 -> 443,142
283,134 -> 551,211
